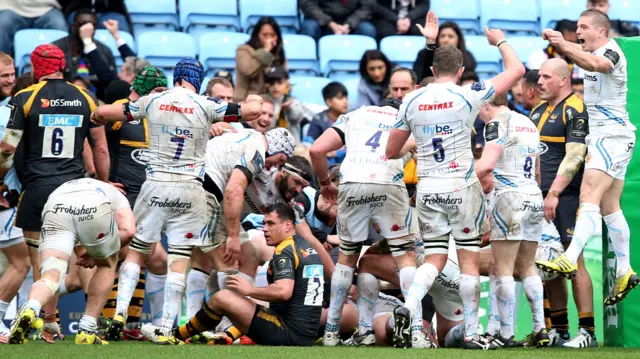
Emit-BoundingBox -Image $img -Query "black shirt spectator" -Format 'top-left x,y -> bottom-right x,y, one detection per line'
300,0 -> 377,41
372,0 -> 429,42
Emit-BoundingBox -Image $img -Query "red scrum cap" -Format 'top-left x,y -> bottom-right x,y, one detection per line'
31,44 -> 66,80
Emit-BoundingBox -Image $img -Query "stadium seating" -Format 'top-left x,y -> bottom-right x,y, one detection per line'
125,0 -> 179,35
179,0 -> 241,37
282,34 -> 319,76
342,77 -> 361,110
199,32 -> 250,77
539,0 -> 584,30
94,30 -> 136,67
481,0 -> 540,35
289,76 -> 332,107
430,0 -> 481,34
465,35 -> 501,80
239,0 -> 299,34
509,35 -> 548,63
13,29 -> 68,74
380,36 -> 425,69
609,0 -> 640,27
136,31 -> 196,71
319,35 -> 377,80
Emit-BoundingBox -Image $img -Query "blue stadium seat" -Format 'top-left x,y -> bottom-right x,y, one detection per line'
539,0 -> 584,30
430,0 -> 481,34
465,35 -> 501,80
380,36 -> 424,69
239,0 -> 299,33
200,75 -> 211,94
199,32 -> 250,77
125,0 -> 178,35
179,0 -> 240,37
509,36 -> 548,63
481,0 -> 540,35
609,0 -> 640,26
94,29 -> 136,67
136,32 -> 196,71
13,29 -> 68,74
342,77 -> 361,110
289,76 -> 332,107
166,71 -> 174,88
282,34 -> 319,76
319,35 -> 377,79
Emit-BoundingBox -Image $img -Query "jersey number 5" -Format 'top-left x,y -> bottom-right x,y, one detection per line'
432,137 -> 445,163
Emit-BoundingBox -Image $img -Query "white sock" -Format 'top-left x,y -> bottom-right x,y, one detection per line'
0,300 -> 8,321
205,270 -> 218,301
25,299 -> 42,315
603,211 -> 632,277
185,269 -> 209,318
405,263 -> 438,324
356,273 -> 379,334
522,275 -> 545,332
115,261 -> 141,318
565,203 -> 601,263
459,274 -> 481,340
58,274 -> 68,296
18,267 -> 33,308
398,266 -> 423,328
326,263 -> 354,332
79,315 -> 98,333
487,274 -> 500,335
146,272 -> 166,326
495,276 -> 515,338
444,322 -> 465,348
161,271 -> 186,334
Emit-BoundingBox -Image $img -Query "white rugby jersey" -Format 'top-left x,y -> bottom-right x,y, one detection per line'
243,167 -> 305,223
205,129 -> 266,191
128,87 -> 232,182
484,110 -> 541,194
333,105 -> 407,186
48,178 -> 130,211
396,80 -> 496,193
583,39 -> 635,133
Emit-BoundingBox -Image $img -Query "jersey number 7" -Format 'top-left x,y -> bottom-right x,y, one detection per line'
171,137 -> 185,161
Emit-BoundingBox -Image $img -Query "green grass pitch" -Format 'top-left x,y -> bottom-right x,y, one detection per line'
1,337 -> 640,359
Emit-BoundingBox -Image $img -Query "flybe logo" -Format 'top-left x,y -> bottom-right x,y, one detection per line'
161,125 -> 193,138
365,122 -> 393,131
39,114 -> 82,127
422,124 -> 452,136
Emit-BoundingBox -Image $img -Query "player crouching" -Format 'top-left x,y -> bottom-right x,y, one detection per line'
9,179 -> 135,345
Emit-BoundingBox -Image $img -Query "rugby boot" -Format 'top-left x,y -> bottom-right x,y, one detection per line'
105,314 -> 124,341
488,335 -> 515,349
391,306 -> 411,348
563,328 -> 597,348
9,308 -> 36,344
604,269 -> 639,306
536,253 -> 577,279
75,330 -> 109,345
342,330 -> 376,346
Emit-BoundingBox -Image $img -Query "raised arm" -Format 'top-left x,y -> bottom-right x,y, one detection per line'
486,27 -> 526,97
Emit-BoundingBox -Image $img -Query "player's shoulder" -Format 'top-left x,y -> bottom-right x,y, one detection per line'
13,83 -> 42,99
563,94 -> 586,114
529,100 -> 548,118
113,98 -> 129,105
601,39 -> 625,66
402,86 -> 429,106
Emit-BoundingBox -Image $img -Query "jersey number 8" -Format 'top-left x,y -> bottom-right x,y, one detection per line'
523,157 -> 533,179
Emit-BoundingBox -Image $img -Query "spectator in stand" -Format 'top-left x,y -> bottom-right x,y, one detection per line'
53,9 -> 117,100
0,53 -> 16,107
102,19 -> 147,83
0,1 -> 68,55
304,82 -> 349,153
527,20 -> 582,80
354,50 -> 393,109
372,0 -> 429,42
234,17 -> 287,102
572,78 -> 584,101
264,67 -> 316,143
59,0 -> 133,34
205,77 -> 234,102
412,20 -> 476,81
587,0 -> 639,37
300,0 -> 376,41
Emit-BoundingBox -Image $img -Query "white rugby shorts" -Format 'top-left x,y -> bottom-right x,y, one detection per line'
0,207 -> 24,248
200,192 -> 249,252
491,191 -> 544,242
585,132 -> 635,180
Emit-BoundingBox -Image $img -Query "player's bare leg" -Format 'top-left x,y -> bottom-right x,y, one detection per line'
0,242 -> 30,343
24,231 -> 40,282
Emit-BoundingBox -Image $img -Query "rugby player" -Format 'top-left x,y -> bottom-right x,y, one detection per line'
0,44 -> 110,328
521,70 -> 541,111
530,58 -> 594,347
385,10 -> 525,349
475,93 -> 548,348
310,99 -> 422,347
92,57 -> 263,341
536,9 -> 638,308
166,204 -> 324,346
9,178 -> 135,345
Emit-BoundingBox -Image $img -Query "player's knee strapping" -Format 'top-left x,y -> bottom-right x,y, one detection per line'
423,234 -> 449,255
454,236 -> 481,252
339,241 -> 363,256
129,237 -> 153,254
37,256 -> 69,294
168,245 -> 192,266
386,235 -> 416,257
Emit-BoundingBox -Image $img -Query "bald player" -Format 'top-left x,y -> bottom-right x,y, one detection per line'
529,58 -> 593,348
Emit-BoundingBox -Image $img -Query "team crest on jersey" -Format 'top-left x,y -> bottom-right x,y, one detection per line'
603,49 -> 620,66
570,118 -> 588,138
485,122 -> 499,142
539,142 -> 549,155
531,112 -> 540,121
471,81 -> 486,91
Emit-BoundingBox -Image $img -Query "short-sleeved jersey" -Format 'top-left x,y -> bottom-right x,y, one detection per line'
268,235 -> 324,338
7,79 -> 100,188
0,98 -> 22,193
484,110 -> 541,194
128,87 -> 236,182
205,129 -> 266,190
332,106 -> 406,186
106,98 -> 149,196
47,178 -> 130,211
584,39 -> 634,133
396,80 -> 496,193
529,94 -> 588,195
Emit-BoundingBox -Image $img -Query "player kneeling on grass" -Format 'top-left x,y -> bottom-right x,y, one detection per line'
9,178 -> 135,345
162,204 -> 324,346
